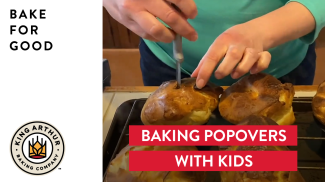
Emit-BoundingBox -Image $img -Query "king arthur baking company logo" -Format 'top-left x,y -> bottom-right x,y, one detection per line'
10,121 -> 65,175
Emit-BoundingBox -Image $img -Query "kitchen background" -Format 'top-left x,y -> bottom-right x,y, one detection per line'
103,7 -> 325,86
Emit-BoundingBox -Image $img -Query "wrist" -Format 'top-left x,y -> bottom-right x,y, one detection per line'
241,21 -> 274,51
236,22 -> 270,51
242,2 -> 316,50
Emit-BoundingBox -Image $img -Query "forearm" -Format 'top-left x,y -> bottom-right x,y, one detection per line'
245,2 -> 316,50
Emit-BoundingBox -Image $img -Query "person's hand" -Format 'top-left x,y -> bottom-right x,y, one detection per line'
191,24 -> 272,89
103,0 -> 198,43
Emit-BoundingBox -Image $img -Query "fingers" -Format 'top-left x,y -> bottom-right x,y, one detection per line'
215,48 -> 271,80
132,11 -> 175,43
250,51 -> 271,74
229,48 -> 259,79
192,46 -> 271,88
166,0 -> 198,19
128,22 -> 159,42
192,41 -> 227,89
115,0 -> 198,42
107,5 -> 159,42
214,45 -> 246,79
145,1 -> 197,41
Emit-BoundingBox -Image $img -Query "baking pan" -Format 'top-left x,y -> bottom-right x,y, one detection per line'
103,97 -> 325,182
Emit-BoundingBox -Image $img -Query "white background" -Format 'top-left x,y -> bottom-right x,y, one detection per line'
0,0 -> 102,181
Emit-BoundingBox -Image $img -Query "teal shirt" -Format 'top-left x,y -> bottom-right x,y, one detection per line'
143,0 -> 325,86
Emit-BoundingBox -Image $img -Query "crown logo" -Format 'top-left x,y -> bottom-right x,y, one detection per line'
29,136 -> 46,159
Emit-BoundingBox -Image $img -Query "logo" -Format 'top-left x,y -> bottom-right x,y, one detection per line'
10,121 -> 65,175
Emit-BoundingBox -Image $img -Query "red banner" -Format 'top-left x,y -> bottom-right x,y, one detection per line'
129,151 -> 297,171
129,125 -> 297,146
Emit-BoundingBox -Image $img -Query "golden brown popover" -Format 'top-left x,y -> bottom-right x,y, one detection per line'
219,73 -> 295,125
105,145 -> 206,182
141,78 -> 223,125
220,115 -> 305,182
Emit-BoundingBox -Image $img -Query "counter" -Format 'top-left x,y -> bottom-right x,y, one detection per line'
102,86 -> 319,144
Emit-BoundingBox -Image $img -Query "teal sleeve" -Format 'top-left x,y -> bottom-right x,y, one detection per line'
287,0 -> 325,44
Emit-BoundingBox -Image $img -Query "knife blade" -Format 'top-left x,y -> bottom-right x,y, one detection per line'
173,34 -> 183,88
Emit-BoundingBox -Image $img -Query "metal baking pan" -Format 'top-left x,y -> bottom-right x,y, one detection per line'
103,97 -> 325,182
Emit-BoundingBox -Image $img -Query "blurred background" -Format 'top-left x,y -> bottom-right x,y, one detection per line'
103,7 -> 325,87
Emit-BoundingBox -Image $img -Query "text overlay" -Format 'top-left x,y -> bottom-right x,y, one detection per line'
129,125 -> 297,146
129,151 -> 297,171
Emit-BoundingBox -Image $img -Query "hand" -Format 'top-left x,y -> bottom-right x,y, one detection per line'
103,0 -> 198,43
191,24 -> 272,88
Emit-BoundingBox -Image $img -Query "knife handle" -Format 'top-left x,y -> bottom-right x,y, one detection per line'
173,35 -> 184,62
170,3 -> 184,63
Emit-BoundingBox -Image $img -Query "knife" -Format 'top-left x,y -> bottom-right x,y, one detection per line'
171,4 -> 184,89
173,34 -> 183,89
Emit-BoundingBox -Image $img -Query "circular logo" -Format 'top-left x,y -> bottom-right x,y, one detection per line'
10,121 -> 65,175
